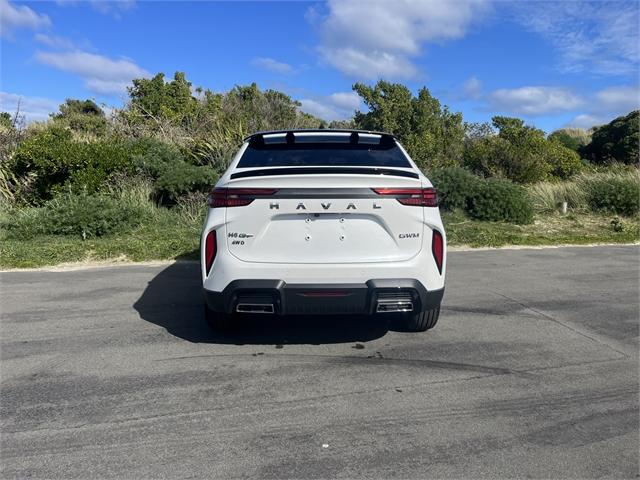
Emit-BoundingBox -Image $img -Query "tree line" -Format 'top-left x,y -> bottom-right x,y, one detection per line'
1,72 -> 637,207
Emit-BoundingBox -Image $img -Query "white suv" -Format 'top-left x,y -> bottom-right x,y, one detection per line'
201,130 -> 446,332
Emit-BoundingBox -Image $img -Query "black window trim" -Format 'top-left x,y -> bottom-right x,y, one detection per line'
230,167 -> 419,180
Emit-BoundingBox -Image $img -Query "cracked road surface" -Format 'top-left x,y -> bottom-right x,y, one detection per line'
1,245 -> 638,478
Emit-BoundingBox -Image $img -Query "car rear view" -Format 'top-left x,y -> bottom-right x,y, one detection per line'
201,130 -> 446,331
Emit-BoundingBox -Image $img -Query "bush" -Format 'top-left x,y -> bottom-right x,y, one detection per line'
4,192 -> 145,239
464,135 -> 553,184
464,116 -> 584,183
547,128 -> 591,152
468,179 -> 533,224
429,167 -> 482,211
579,171 -> 640,216
11,126 -> 137,203
51,99 -> 108,137
12,126 -> 82,202
582,110 -> 639,164
546,140 -> 584,179
155,163 -> 216,203
132,139 -> 185,173
133,140 -> 216,203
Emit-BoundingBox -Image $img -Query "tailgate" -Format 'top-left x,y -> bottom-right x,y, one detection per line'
223,174 -> 425,264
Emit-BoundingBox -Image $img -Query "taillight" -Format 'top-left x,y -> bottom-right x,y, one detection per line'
372,187 -> 437,207
432,229 -> 444,274
205,230 -> 216,274
208,188 -> 278,208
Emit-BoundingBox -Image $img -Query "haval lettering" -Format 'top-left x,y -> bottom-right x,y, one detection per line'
201,130 -> 446,331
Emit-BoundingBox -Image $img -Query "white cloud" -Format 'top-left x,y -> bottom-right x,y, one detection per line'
35,50 -> 149,95
299,99 -> 340,120
83,78 -> 134,95
565,113 -> 608,129
0,91 -> 60,123
594,85 -> 640,113
462,76 -> 482,99
487,86 -> 584,116
327,91 -> 360,111
475,82 -> 638,129
251,57 -> 295,75
319,47 -> 418,79
34,33 -> 77,50
89,0 -> 136,16
0,0 -> 51,38
513,1 -> 639,76
567,84 -> 640,129
314,0 -> 489,79
299,91 -> 361,120
55,0 -> 136,18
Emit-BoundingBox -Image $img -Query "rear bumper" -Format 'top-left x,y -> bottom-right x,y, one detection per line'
203,279 -> 444,315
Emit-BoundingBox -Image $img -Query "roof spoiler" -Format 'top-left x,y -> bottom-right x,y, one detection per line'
246,129 -> 396,147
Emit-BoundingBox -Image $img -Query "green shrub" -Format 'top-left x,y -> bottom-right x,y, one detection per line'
468,178 -> 533,224
155,163 -> 215,203
429,167 -> 482,211
51,99 -> 108,137
464,116 -> 585,183
11,126 -> 136,203
464,136 -> 553,184
133,140 -> 216,203
546,140 -> 584,179
579,171 -> 640,216
12,126 -> 82,202
548,128 -> 591,152
3,192 -> 145,239
582,110 -> 639,164
132,139 -> 185,174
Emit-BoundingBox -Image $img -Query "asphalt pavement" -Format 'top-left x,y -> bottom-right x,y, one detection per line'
1,245 -> 638,479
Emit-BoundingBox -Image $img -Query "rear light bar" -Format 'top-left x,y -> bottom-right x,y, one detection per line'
299,291 -> 352,297
372,187 -> 437,207
432,229 -> 444,274
208,188 -> 278,208
205,230 -> 217,275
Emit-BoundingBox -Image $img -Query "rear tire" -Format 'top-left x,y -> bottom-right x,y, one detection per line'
403,306 -> 440,332
204,305 -> 233,330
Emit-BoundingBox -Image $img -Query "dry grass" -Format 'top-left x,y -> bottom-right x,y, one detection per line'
528,169 -> 640,214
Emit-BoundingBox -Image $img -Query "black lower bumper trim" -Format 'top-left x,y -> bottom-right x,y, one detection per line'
203,279 -> 444,316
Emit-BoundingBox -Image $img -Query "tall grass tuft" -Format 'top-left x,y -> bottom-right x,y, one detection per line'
107,174 -> 159,218
577,169 -> 640,216
528,181 -> 587,213
529,169 -> 640,216
175,191 -> 208,227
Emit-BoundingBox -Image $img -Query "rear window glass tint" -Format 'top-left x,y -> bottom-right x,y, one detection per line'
237,142 -> 412,168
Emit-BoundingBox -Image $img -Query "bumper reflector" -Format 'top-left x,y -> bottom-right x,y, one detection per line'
432,229 -> 443,274
205,230 -> 217,274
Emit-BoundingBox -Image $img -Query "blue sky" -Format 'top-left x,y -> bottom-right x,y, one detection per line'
1,0 -> 639,133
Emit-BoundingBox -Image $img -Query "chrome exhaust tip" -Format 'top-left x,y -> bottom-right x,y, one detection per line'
236,303 -> 275,314
376,300 -> 414,313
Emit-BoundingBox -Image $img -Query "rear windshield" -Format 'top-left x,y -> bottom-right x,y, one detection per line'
237,142 -> 412,168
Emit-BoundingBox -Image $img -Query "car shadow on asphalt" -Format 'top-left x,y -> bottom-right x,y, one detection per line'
133,261 -> 393,345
